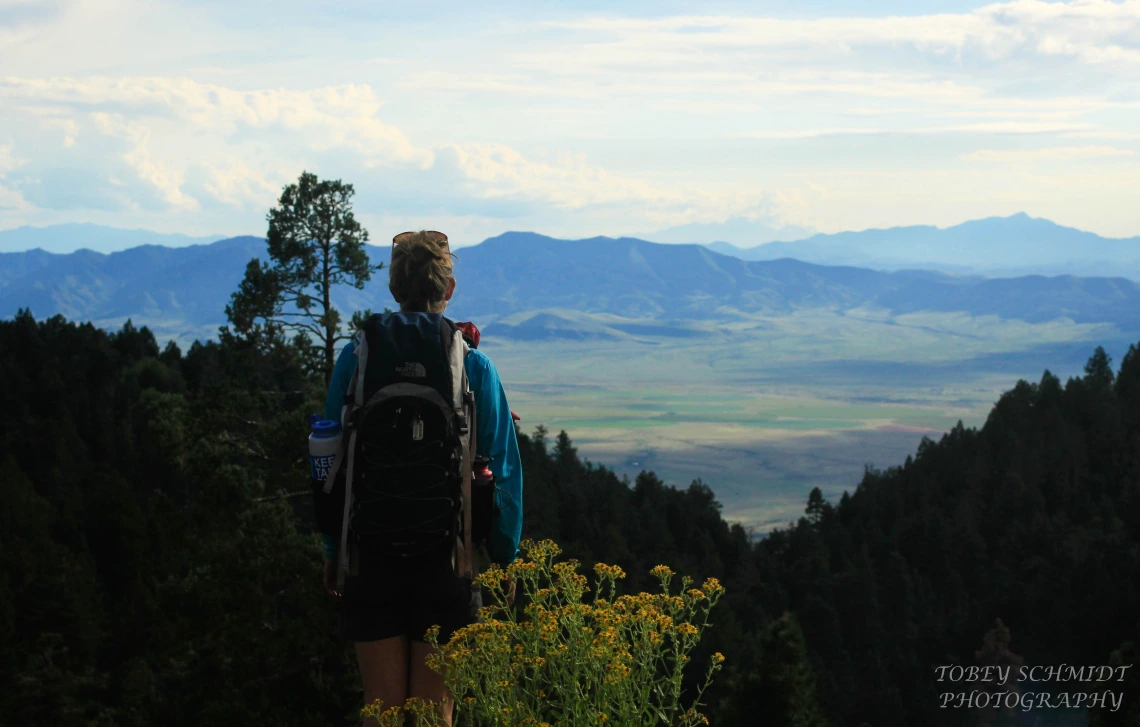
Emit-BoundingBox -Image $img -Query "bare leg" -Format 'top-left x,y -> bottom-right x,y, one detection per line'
356,636 -> 410,726
410,640 -> 453,726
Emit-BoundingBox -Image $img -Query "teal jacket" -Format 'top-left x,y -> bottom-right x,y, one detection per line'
321,336 -> 523,565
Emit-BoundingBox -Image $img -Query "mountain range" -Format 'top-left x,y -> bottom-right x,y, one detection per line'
0,223 -> 226,255
706,213 -> 1140,279
3,226 -> 1140,345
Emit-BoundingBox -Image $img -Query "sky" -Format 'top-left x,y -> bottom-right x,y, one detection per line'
1,0 -> 1139,249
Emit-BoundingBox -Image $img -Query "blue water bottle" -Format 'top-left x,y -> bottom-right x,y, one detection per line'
308,415 -> 342,485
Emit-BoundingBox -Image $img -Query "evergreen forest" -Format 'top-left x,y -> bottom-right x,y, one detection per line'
2,310 -> 1138,727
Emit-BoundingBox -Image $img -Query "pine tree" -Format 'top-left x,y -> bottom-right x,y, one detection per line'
1085,345 -> 1115,387
721,613 -> 830,727
225,171 -> 381,384
805,487 -> 826,524
1090,641 -> 1139,727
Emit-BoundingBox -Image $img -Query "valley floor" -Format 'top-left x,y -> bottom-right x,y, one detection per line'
483,308 -> 1139,532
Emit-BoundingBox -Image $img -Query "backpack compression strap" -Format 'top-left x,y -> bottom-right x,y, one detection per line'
333,329 -> 369,590
323,327 -> 366,495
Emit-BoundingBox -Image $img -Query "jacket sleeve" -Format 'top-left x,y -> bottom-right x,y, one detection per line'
320,341 -> 357,561
324,340 -> 358,423
466,349 -> 523,565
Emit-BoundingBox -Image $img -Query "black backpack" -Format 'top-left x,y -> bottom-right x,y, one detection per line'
322,312 -> 477,588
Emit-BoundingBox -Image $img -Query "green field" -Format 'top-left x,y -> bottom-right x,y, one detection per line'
483,308 -> 1129,533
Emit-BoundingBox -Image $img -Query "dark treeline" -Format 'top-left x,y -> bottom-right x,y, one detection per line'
2,310 -> 1138,726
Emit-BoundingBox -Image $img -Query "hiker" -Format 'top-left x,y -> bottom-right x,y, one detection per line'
319,230 -> 523,726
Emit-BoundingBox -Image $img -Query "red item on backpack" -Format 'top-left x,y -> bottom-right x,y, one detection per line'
455,320 -> 520,422
455,320 -> 480,348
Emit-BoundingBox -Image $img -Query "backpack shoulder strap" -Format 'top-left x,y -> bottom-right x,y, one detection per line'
441,317 -> 477,579
440,317 -> 471,433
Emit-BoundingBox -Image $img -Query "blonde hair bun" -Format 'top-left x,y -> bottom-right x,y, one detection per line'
389,231 -> 455,313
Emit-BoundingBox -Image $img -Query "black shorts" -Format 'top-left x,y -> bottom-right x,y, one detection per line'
339,548 -> 481,644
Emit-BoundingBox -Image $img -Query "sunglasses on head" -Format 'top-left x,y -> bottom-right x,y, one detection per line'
392,230 -> 449,246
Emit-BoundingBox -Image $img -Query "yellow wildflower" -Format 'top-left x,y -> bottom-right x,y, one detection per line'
677,622 -> 698,637
701,577 -> 724,596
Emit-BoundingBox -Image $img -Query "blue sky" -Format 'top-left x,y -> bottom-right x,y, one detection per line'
1,0 -> 1139,248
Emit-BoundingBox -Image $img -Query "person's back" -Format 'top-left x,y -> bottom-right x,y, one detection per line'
319,230 -> 522,726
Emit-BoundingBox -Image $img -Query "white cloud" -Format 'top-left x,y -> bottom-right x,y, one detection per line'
0,183 -> 30,210
0,74 -> 789,230
500,2 -> 1140,127
1063,130 -> 1140,140
732,122 -> 1100,139
440,143 -> 681,209
962,146 -> 1137,162
198,158 -> 288,210
89,111 -> 199,210
0,76 -> 438,216
396,1 -> 1140,172
0,143 -> 24,174
542,1 -> 1140,67
431,143 -> 788,228
0,1 -> 1139,239
0,143 -> 31,211
1,76 -> 432,168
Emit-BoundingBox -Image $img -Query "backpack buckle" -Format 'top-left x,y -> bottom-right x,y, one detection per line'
344,406 -> 360,431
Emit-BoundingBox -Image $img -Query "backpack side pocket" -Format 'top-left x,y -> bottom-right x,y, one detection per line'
312,467 -> 346,537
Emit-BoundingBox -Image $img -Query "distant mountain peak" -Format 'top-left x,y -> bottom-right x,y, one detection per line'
704,213 -> 1140,278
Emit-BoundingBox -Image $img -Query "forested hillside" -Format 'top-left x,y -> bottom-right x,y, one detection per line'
2,311 -> 1138,726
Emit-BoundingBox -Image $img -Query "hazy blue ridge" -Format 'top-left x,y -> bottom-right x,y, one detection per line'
0,222 -> 227,254
639,216 -> 814,245
0,248 -> 57,287
460,232 -> 926,320
706,213 -> 1140,279
0,237 -> 268,325
4,226 -> 1140,345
